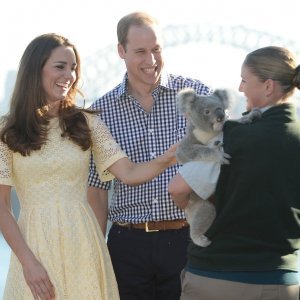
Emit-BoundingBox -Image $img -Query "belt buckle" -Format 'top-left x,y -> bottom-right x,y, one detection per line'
145,222 -> 159,232
116,222 -> 130,227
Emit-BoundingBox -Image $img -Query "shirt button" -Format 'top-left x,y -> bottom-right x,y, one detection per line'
149,129 -> 154,134
153,198 -> 158,204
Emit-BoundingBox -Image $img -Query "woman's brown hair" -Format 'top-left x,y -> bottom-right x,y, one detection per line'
1,33 -> 98,156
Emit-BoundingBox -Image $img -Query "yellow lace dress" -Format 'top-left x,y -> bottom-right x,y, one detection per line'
0,114 -> 126,299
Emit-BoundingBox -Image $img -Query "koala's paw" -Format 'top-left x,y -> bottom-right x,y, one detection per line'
215,141 -> 223,148
192,235 -> 211,247
236,108 -> 262,124
215,148 -> 231,164
221,152 -> 231,164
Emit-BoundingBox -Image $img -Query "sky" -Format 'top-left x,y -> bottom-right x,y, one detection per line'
0,0 -> 300,114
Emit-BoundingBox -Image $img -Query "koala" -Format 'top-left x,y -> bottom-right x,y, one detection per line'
176,88 -> 261,247
176,89 -> 231,165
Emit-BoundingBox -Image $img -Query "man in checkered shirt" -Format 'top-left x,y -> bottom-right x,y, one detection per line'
88,11 -> 211,300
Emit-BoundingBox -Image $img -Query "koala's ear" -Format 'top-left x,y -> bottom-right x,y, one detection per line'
176,88 -> 197,114
212,89 -> 232,109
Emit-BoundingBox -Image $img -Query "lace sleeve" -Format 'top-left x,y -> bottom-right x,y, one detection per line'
0,123 -> 13,186
89,114 -> 127,182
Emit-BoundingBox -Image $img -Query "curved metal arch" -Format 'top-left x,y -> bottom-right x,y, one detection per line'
163,24 -> 300,53
82,24 -> 300,102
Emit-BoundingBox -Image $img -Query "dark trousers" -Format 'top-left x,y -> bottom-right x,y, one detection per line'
107,224 -> 190,300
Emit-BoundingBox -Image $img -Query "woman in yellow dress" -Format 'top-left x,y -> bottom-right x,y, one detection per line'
0,33 -> 177,300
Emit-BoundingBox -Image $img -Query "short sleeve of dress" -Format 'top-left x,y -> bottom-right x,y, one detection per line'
88,114 -> 127,182
0,120 -> 13,186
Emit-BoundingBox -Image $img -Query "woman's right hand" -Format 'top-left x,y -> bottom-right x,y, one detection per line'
168,173 -> 192,209
0,185 -> 55,299
22,257 -> 55,300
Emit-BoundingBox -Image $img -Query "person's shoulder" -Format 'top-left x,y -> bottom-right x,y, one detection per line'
90,82 -> 123,109
83,112 -> 101,127
0,115 -> 7,125
222,119 -> 247,136
0,115 -> 8,131
165,73 -> 212,94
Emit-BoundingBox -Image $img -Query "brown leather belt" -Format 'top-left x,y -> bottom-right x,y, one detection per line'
114,219 -> 189,232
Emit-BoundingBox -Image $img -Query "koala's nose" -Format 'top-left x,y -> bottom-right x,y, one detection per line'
215,108 -> 225,122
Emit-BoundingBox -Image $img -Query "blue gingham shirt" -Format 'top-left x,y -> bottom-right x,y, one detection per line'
88,72 -> 211,223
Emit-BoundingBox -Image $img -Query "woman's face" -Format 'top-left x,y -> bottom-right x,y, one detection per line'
238,64 -> 267,110
42,46 -> 77,106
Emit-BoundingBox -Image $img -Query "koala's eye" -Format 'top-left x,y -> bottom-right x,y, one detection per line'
204,109 -> 211,115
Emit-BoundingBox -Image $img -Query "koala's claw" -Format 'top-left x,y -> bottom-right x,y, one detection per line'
219,152 -> 231,164
214,140 -> 223,147
222,152 -> 231,165
216,142 -> 224,149
236,108 -> 262,124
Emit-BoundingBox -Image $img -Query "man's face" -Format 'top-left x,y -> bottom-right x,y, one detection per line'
118,24 -> 164,91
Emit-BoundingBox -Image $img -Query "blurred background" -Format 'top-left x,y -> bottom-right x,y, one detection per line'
1,0 -> 300,297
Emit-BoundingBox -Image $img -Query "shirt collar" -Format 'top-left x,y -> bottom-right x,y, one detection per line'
259,105 -> 272,113
116,71 -> 170,101
116,74 -> 128,100
243,105 -> 272,116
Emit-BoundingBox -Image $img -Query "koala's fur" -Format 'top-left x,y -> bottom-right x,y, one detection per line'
176,89 -> 231,165
176,88 -> 261,247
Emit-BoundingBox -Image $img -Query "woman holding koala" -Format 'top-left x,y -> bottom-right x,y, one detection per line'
169,46 -> 300,300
